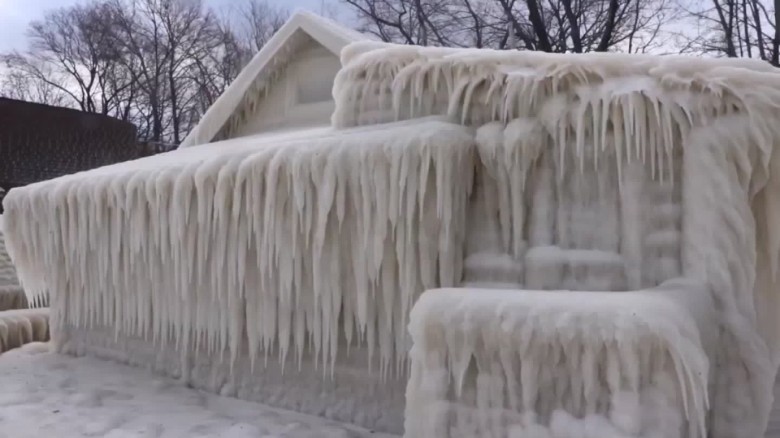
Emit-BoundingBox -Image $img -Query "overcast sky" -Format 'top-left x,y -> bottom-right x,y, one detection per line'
0,0 -> 343,53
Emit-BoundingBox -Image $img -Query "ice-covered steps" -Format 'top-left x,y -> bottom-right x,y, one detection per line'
0,308 -> 50,354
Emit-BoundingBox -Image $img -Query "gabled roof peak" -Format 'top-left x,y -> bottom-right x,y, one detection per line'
180,11 -> 368,148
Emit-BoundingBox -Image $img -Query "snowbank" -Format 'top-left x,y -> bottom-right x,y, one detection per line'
0,342 -> 397,438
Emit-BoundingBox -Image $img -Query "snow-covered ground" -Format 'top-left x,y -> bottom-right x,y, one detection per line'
0,343 -> 398,438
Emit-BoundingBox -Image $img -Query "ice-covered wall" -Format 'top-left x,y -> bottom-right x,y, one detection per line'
4,120 -> 474,378
464,120 -> 682,293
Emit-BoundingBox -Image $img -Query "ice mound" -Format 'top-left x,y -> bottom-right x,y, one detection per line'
0,308 -> 50,354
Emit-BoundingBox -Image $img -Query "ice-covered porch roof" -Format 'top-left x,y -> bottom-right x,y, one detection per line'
333,41 -> 780,130
4,118 -> 474,372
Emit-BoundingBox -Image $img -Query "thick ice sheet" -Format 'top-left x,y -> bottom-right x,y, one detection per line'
0,342 -> 398,438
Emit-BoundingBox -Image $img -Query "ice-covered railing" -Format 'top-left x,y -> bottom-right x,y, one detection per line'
3,120 -> 474,376
406,284 -> 712,438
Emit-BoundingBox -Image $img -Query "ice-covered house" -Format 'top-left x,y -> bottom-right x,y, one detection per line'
7,10 -> 780,438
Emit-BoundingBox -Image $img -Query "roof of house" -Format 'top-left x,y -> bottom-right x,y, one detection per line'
179,10 -> 370,148
0,98 -> 138,189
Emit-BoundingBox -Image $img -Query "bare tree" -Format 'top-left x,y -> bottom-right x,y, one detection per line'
1,0 -> 287,145
679,0 -> 780,65
0,2 -> 134,115
344,0 -> 677,53
107,0 -> 289,143
227,0 -> 287,57
0,61 -> 69,106
191,0 -> 289,112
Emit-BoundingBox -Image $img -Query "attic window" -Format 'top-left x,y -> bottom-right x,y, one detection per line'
297,75 -> 334,104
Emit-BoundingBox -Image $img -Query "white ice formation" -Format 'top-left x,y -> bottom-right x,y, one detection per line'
4,120 -> 474,380
0,308 -> 49,354
0,228 -> 26,311
6,38 -> 780,437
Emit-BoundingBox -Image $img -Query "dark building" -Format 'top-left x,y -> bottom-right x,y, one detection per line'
0,98 -> 141,211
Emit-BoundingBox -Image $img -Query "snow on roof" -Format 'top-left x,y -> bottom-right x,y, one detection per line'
179,11 -> 370,149
10,116 -> 450,189
333,41 -> 780,129
339,40 -> 780,77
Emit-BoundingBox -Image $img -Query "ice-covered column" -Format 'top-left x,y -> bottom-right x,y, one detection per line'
681,114 -> 780,438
